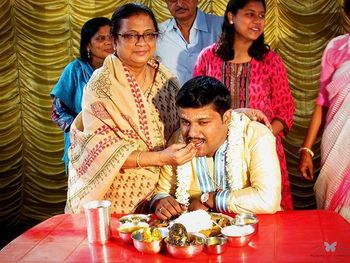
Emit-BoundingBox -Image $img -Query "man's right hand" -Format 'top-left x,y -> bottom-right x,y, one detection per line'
154,196 -> 187,220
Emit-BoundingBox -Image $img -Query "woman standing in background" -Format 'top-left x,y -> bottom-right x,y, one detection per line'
50,17 -> 113,172
298,0 -> 350,223
193,0 -> 295,210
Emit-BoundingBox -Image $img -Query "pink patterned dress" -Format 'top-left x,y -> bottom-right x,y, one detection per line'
193,43 -> 295,210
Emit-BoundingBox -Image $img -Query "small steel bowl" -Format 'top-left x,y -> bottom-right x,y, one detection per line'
221,225 -> 255,247
233,213 -> 259,234
205,236 -> 228,254
117,222 -> 149,243
165,235 -> 205,258
131,229 -> 163,254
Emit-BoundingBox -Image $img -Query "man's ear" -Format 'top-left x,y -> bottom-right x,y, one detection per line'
223,109 -> 232,125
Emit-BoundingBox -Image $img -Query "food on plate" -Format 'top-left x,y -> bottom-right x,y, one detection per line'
172,210 -> 213,233
168,223 -> 189,246
167,223 -> 203,246
119,214 -> 150,224
198,212 -> 233,237
149,219 -> 170,228
117,222 -> 149,233
132,227 -> 162,242
142,227 -> 163,242
150,210 -> 234,238
154,210 -> 234,238
210,213 -> 233,226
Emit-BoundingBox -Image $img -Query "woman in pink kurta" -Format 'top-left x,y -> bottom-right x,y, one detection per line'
193,0 -> 295,210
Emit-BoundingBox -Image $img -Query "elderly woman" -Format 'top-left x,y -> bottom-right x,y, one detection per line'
51,17 -> 113,172
65,3 -> 196,214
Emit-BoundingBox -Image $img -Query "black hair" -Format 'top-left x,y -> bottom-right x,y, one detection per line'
111,3 -> 158,37
176,76 -> 232,117
80,17 -> 111,62
344,0 -> 350,17
215,0 -> 269,61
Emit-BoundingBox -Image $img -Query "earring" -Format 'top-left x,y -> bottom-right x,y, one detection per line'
87,49 -> 91,59
229,20 -> 234,24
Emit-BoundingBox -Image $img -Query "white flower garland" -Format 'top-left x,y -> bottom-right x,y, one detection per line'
226,112 -> 245,191
175,112 -> 245,205
175,161 -> 192,206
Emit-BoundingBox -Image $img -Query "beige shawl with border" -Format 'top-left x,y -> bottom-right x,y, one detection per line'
65,55 -> 178,214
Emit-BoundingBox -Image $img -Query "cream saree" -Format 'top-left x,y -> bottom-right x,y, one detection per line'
65,55 -> 179,214
315,61 -> 350,222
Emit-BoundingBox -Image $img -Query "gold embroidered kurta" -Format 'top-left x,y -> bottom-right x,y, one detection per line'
155,113 -> 282,214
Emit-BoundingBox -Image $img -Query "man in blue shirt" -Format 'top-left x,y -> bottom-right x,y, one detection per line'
157,0 -> 223,85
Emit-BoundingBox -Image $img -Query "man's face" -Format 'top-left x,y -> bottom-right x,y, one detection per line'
166,0 -> 198,23
179,103 -> 231,157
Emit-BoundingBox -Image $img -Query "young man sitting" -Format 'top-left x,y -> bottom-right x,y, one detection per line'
152,76 -> 281,220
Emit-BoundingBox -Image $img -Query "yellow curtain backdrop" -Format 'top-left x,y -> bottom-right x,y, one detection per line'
0,0 -> 349,229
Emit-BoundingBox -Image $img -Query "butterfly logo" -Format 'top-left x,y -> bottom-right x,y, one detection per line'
324,241 -> 337,252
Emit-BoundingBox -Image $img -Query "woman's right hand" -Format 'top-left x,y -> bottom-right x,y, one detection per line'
298,151 -> 314,180
160,143 -> 197,166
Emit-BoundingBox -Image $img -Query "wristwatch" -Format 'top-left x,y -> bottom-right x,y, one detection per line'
200,192 -> 210,208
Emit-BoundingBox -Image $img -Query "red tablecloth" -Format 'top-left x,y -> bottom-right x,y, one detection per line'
1,210 -> 350,262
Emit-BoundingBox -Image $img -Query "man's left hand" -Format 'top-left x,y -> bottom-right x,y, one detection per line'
188,198 -> 209,212
188,192 -> 216,211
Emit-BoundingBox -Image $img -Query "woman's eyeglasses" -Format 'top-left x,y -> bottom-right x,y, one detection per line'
117,32 -> 159,43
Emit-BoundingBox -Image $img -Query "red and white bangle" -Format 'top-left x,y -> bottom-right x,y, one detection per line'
298,147 -> 314,158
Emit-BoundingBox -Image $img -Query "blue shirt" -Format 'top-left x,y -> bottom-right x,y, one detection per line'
50,58 -> 93,171
156,9 -> 223,85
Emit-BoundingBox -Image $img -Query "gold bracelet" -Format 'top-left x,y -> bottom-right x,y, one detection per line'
136,151 -> 143,168
298,147 -> 314,158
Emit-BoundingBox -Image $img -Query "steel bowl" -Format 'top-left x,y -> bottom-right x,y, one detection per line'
165,234 -> 205,258
221,225 -> 255,247
131,229 -> 163,254
233,213 -> 259,234
205,236 -> 228,254
117,222 -> 149,243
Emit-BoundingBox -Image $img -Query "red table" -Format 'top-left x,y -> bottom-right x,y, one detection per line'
1,210 -> 350,262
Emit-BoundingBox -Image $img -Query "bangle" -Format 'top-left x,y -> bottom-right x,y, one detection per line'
298,147 -> 314,158
136,151 -> 143,168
